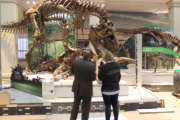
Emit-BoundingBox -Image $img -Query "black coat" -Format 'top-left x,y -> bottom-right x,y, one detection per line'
98,61 -> 121,92
71,59 -> 96,97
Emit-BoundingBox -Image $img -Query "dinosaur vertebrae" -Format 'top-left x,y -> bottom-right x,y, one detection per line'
0,0 -> 108,32
51,0 -> 108,20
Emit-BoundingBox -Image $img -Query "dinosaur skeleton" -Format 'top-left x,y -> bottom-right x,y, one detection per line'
0,0 -> 180,78
116,27 -> 180,69
0,0 -> 109,70
116,28 -> 180,48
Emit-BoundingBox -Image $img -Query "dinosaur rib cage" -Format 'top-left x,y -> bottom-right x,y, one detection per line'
0,0 -> 108,32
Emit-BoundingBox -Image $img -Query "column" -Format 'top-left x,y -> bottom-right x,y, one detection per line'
0,3 -> 2,90
168,0 -> 180,38
0,2 -> 20,88
168,0 -> 180,70
168,0 -> 180,95
135,34 -> 143,87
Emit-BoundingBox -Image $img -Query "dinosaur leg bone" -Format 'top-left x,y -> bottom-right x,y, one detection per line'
26,39 -> 42,71
30,13 -> 41,38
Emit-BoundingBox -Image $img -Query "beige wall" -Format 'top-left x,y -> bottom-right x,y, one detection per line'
0,2 -> 24,87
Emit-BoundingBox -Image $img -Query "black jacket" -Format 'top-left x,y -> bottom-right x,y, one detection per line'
71,58 -> 96,97
98,61 -> 121,92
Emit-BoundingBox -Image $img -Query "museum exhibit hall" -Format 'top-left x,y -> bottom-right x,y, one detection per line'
0,0 -> 180,120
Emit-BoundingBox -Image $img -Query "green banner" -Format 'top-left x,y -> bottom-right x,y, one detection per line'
143,47 -> 180,57
175,69 -> 180,72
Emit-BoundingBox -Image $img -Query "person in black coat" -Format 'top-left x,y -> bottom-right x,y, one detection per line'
70,49 -> 96,120
98,52 -> 121,120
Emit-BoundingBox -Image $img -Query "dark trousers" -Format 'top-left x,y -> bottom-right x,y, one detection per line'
70,94 -> 92,120
102,94 -> 119,120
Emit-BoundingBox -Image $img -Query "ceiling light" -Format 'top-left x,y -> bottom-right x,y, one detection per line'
26,0 -> 30,4
32,1 -> 36,4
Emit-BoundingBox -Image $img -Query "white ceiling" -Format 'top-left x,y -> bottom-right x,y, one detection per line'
105,0 -> 170,13
10,0 -> 170,13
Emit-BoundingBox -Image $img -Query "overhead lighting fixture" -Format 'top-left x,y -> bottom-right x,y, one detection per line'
32,1 -> 36,4
26,0 -> 30,4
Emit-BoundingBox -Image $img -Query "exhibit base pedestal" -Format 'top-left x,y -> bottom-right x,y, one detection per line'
49,86 -> 163,113
39,78 -> 163,113
53,80 -> 129,98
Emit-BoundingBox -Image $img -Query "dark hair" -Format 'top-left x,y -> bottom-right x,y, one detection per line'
82,49 -> 92,60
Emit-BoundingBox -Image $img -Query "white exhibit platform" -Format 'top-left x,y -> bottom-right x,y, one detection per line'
53,80 -> 129,98
19,70 -> 164,111
48,86 -> 161,105
47,85 -> 162,113
40,75 -> 162,106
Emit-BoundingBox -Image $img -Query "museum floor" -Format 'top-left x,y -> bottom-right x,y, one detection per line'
0,92 -> 180,120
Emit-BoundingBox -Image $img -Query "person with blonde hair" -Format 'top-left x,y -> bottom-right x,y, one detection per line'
98,52 -> 121,120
